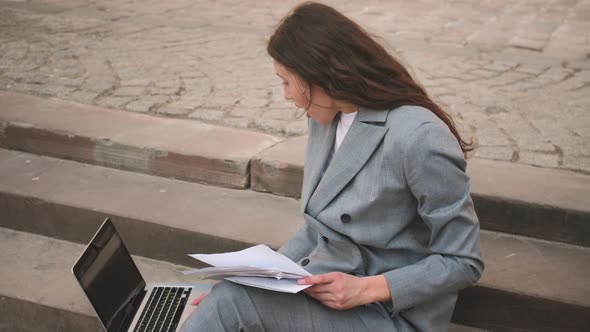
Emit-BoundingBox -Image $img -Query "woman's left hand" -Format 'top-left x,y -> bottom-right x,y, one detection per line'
297,272 -> 369,310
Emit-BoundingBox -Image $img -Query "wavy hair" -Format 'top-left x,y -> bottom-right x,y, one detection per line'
267,1 -> 472,154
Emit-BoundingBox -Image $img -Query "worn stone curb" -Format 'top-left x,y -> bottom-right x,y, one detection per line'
251,135 -> 306,198
0,228 -> 485,332
0,91 -> 280,189
252,137 -> 590,247
1,91 -> 589,247
1,156 -> 589,332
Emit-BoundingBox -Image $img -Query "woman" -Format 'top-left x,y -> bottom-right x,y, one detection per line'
181,2 -> 483,331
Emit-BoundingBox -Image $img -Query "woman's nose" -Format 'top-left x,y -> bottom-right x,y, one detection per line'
283,89 -> 292,101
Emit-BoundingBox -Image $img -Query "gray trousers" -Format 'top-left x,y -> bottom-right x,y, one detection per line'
180,282 -> 397,332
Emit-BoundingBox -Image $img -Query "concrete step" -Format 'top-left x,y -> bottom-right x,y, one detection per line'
0,227 -> 484,332
0,91 -> 280,190
253,137 -> 590,248
1,92 -> 589,247
0,227 -> 215,332
0,148 -> 301,266
0,149 -> 589,331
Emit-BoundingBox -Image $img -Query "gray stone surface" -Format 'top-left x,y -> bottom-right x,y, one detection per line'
0,91 -> 281,189
0,226 -> 488,332
0,148 -> 303,253
251,136 -> 306,198
0,227 -> 215,317
1,147 -> 589,330
0,0 -> 589,173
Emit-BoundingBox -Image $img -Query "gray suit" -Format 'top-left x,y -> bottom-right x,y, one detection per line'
181,105 -> 483,332
279,105 -> 484,331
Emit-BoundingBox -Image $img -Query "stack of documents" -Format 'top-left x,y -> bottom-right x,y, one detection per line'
179,266 -> 308,280
180,244 -> 312,293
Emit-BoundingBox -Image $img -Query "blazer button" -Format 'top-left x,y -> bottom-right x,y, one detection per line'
301,258 -> 310,266
340,214 -> 351,223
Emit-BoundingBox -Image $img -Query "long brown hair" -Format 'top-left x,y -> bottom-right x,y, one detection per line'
267,1 -> 472,154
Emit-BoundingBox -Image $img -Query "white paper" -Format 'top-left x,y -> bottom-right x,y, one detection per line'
178,266 -> 307,279
187,244 -> 312,293
226,276 -> 310,293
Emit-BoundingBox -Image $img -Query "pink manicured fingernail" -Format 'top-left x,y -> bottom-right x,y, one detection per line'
297,279 -> 306,285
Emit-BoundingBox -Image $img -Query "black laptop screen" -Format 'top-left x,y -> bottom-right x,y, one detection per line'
73,219 -> 145,332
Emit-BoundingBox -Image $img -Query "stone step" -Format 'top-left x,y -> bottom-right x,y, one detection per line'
0,227 -> 484,332
0,227 -> 215,332
253,137 -> 590,248
0,148 -> 301,266
0,91 -> 280,190
0,149 -> 588,331
1,92 -> 589,247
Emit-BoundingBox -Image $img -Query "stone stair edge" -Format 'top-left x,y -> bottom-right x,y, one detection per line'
0,148 -> 302,265
2,90 -> 588,209
1,91 -> 589,246
0,227 -> 486,332
4,185 -> 589,309
253,136 -> 590,211
0,91 -> 283,190
1,225 -> 588,332
0,227 -> 216,332
1,149 -> 589,313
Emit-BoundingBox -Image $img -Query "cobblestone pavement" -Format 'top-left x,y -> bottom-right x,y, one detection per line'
1,0 -> 589,172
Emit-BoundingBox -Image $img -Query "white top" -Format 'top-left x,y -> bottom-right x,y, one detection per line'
335,111 -> 358,152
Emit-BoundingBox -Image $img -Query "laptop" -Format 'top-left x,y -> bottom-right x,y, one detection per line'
72,218 -> 212,332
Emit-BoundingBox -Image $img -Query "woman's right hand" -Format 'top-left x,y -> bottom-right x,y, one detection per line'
190,293 -> 208,306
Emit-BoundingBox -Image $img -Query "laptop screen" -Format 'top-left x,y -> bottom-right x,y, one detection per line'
73,219 -> 145,332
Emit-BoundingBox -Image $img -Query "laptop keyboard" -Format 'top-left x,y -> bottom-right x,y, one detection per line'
133,286 -> 192,332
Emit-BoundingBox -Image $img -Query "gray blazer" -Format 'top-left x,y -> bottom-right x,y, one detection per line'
279,105 -> 484,331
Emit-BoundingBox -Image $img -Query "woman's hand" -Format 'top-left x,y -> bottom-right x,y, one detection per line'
298,272 -> 390,310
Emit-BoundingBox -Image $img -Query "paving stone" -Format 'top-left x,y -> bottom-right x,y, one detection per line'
222,117 -> 253,129
484,72 -> 532,87
202,92 -> 240,109
67,90 -> 99,104
155,79 -> 180,89
113,86 -> 145,97
125,95 -> 169,113
476,128 -> 512,147
519,151 -> 561,168
38,84 -> 75,98
227,106 -> 264,118
120,78 -> 152,86
509,36 -> 546,51
252,118 -> 287,134
262,108 -> 298,120
469,69 -> 499,78
563,155 -> 590,173
81,76 -> 115,94
96,96 -> 134,109
514,65 -> 549,75
52,76 -> 85,86
239,96 -> 269,109
284,119 -> 308,136
188,109 -> 226,121
149,87 -> 179,95
474,146 -> 515,162
166,95 -> 206,111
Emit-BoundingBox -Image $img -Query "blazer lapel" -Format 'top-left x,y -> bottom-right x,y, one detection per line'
306,108 -> 389,217
300,117 -> 338,211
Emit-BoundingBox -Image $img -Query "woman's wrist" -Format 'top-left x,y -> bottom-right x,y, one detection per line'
360,275 -> 391,305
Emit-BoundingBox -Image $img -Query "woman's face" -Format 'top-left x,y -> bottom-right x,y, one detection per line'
273,60 -> 338,125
